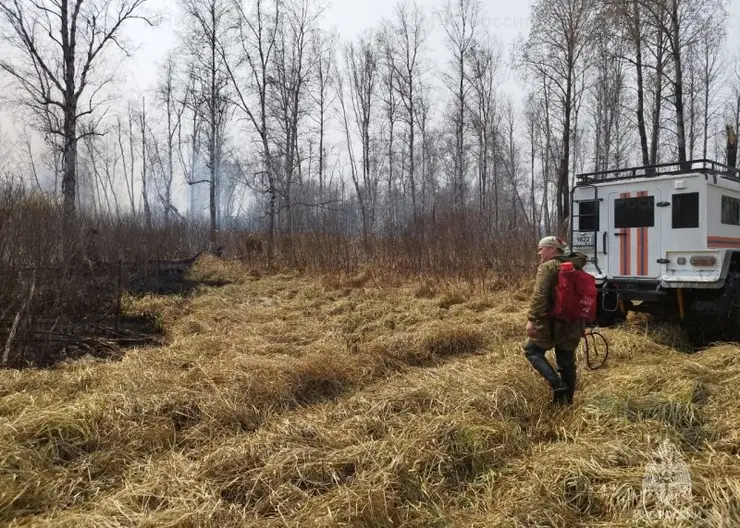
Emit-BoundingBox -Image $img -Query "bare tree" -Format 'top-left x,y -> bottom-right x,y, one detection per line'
154,53 -> 186,225
538,71 -> 557,234
496,98 -> 531,238
270,0 -> 322,237
519,0 -> 600,235
590,25 -> 629,171
612,0 -> 652,167
415,82 -> 434,226
339,33 -> 379,252
0,0 -> 154,223
309,29 -> 337,196
665,0 -> 689,166
724,59 -> 740,168
697,5 -> 727,159
138,97 -> 153,228
637,0 -> 724,167
117,105 -> 137,214
524,93 -> 541,239
81,132 -> 120,217
224,0 -> 280,265
618,0 -> 688,167
377,27 -> 400,234
0,126 -> 20,185
441,0 -> 480,215
646,9 -> 669,166
177,66 -> 203,218
386,0 -> 428,229
19,128 -> 44,192
466,34 -> 502,229
180,0 -> 232,249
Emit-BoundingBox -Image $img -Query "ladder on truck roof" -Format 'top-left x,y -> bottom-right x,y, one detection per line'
569,184 -> 602,275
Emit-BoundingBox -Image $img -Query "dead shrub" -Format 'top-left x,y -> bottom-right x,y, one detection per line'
0,186 -> 211,368
422,325 -> 485,357
466,297 -> 496,312
439,292 -> 466,309
291,352 -> 364,404
414,281 -> 437,298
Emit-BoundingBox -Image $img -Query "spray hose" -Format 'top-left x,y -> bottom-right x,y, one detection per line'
582,327 -> 609,370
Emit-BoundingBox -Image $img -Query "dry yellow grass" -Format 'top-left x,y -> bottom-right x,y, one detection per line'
1,256 -> 739,527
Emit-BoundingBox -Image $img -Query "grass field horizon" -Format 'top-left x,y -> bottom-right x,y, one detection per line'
2,255 -> 739,527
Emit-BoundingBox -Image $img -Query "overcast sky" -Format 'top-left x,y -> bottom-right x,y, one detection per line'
3,0 -> 740,142
120,0 -> 531,99
117,0 -> 740,97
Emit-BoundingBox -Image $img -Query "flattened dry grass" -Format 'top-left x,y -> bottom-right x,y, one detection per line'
2,256 -> 740,527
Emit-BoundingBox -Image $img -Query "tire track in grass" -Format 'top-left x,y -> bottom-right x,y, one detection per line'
0,276 -> 498,525
13,317 -> 735,527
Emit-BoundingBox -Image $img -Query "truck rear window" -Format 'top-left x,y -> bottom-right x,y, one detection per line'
578,200 -> 599,231
722,196 -> 740,225
614,196 -> 654,228
672,192 -> 699,228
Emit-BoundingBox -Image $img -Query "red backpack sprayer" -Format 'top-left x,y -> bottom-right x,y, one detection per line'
551,260 -> 609,370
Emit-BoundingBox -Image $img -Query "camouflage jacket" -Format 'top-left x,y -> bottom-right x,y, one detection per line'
526,253 -> 588,349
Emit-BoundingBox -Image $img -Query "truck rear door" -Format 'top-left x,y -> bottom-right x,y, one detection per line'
607,190 -> 662,279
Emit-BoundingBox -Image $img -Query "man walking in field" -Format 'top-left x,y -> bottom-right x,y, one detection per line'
524,236 -> 587,405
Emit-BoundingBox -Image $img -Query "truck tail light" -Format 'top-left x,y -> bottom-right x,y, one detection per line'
690,256 -> 716,267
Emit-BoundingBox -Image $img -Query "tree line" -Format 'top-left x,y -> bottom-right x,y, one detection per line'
0,0 -> 736,272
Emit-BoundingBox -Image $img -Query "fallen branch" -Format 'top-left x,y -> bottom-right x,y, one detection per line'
2,270 -> 37,365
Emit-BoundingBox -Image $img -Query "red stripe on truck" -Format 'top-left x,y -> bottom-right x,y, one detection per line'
708,236 -> 740,248
637,191 -> 648,275
620,192 -> 631,275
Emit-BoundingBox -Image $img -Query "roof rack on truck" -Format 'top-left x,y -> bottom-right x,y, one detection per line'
575,159 -> 740,185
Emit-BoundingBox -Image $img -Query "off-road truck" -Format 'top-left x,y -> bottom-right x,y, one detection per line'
570,159 -> 740,345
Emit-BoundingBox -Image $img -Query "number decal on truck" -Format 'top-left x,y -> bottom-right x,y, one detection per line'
573,231 -> 595,248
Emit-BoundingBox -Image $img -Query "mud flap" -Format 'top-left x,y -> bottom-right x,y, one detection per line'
595,289 -> 626,327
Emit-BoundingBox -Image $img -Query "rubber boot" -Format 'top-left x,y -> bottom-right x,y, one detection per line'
524,343 -> 565,399
552,386 -> 570,405
556,368 -> 574,404
555,348 -> 577,405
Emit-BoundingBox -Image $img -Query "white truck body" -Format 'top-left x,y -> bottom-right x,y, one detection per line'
571,163 -> 740,290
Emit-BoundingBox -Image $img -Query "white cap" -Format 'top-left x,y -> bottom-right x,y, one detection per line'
538,236 -> 567,251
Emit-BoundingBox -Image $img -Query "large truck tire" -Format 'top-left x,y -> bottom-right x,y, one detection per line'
684,272 -> 740,347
